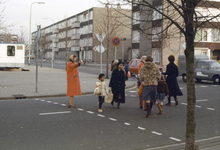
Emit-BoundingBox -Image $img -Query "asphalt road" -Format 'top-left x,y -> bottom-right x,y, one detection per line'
0,79 -> 219,150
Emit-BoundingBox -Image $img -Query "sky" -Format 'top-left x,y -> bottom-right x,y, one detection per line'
3,0 -> 104,34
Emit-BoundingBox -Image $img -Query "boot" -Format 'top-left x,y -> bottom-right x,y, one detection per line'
150,101 -> 153,109
157,103 -> 162,114
117,102 -> 120,109
146,103 -> 151,118
175,99 -> 178,105
160,105 -> 163,114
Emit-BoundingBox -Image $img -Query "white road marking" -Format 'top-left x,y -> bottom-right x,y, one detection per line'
125,94 -> 128,96
169,137 -> 182,142
129,91 -> 137,93
35,99 -> 39,100
211,85 -> 219,87
109,118 -> 117,121
40,100 -> 45,102
200,86 -> 209,88
97,114 -> 105,118
138,126 -> 146,130
53,102 -> 58,104
207,108 -> 215,111
180,87 -> 184,89
196,99 -> 208,102
195,105 -> 202,108
181,103 -> 187,105
131,95 -> 136,97
87,111 -> 94,114
77,108 -> 84,111
124,122 -> 131,126
39,111 -> 71,116
171,101 -> 175,103
151,131 -> 163,135
47,101 -> 52,103
61,104 -> 66,106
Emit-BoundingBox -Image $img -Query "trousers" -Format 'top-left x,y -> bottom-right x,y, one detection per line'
98,96 -> 105,109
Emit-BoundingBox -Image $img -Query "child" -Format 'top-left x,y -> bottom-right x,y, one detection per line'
156,75 -> 169,114
95,74 -> 108,112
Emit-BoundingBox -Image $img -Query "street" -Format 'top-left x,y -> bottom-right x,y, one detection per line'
0,78 -> 219,150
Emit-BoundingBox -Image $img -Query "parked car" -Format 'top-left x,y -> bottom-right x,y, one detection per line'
129,59 -> 164,75
178,55 -> 220,84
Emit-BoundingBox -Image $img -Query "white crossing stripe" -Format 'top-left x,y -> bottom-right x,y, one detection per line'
211,85 -> 219,87
47,101 -> 52,103
125,94 -> 128,96
124,122 -> 131,126
35,99 -> 39,100
138,126 -> 146,130
97,114 -> 105,118
200,86 -> 209,88
169,137 -> 182,142
109,118 -> 117,121
77,108 -> 84,111
195,105 -> 202,108
181,103 -> 187,105
151,131 -> 163,135
196,99 -> 208,102
207,108 -> 215,111
180,87 -> 184,90
171,101 -> 175,103
131,95 -> 136,97
53,102 -> 58,104
87,111 -> 94,114
129,91 -> 137,93
39,111 -> 71,116
61,104 -> 66,106
40,100 -> 45,102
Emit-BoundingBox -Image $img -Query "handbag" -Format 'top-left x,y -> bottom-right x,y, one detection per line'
94,87 -> 101,95
105,89 -> 113,103
127,71 -> 131,78
138,83 -> 143,95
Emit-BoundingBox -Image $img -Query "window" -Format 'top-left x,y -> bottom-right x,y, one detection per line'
212,29 -> 220,41
203,30 -> 207,41
195,29 -> 208,41
137,60 -> 140,66
196,62 -> 207,69
7,46 -> 15,56
152,49 -> 160,62
153,6 -> 163,20
131,60 -> 136,66
132,30 -> 140,43
133,11 -> 140,24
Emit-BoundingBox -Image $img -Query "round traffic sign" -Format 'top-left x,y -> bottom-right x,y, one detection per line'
112,37 -> 121,46
209,44 -> 216,51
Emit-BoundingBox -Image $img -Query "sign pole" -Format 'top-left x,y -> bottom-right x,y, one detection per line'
36,25 -> 41,93
115,46 -> 116,60
122,40 -> 124,62
100,34 -> 102,73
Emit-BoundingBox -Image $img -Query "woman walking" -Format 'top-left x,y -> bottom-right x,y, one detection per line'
66,55 -> 82,108
109,62 -> 126,109
163,55 -> 183,106
140,56 -> 161,118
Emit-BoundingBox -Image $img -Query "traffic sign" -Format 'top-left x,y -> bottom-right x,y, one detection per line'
210,44 -> 216,51
97,45 -> 105,54
93,46 -> 97,51
112,37 -> 121,46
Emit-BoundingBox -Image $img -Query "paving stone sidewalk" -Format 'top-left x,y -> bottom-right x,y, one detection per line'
0,65 -> 135,100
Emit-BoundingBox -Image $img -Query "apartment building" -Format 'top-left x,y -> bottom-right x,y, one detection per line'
0,34 -> 18,43
131,0 -> 220,66
32,7 -> 131,62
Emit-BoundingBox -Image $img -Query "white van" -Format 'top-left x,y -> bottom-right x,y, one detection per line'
0,43 -> 25,68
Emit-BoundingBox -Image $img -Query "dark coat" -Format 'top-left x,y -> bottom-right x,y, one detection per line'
163,62 -> 183,96
157,80 -> 169,96
109,68 -> 126,103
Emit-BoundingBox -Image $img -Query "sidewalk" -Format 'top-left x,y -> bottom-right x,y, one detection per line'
0,65 -> 135,100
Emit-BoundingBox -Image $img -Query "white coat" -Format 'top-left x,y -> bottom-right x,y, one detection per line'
96,80 -> 108,97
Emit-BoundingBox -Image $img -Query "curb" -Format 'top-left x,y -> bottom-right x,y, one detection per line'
0,83 -> 136,100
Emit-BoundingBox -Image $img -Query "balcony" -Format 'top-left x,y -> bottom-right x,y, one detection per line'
53,38 -> 59,43
71,46 -> 80,51
54,48 -> 59,51
50,34 -> 57,39
71,34 -> 80,40
53,28 -> 59,34
71,21 -> 80,28
72,39 -> 79,46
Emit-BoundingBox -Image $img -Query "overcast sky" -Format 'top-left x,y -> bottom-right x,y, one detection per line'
4,0 -> 103,34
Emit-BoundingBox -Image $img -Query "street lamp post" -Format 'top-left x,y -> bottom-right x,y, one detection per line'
29,2 -> 45,66
44,18 -> 54,69
121,38 -> 126,62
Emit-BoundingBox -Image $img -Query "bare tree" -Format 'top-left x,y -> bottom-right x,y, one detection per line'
101,0 -> 220,149
18,26 -> 28,45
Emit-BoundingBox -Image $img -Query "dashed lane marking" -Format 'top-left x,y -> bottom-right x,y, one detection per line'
211,85 -> 219,87
97,114 -> 105,118
35,99 -> 39,100
181,103 -> 187,105
53,102 -> 58,104
39,111 -> 71,116
124,122 -> 131,126
86,111 -> 94,114
200,86 -> 209,88
61,104 -> 66,106
196,99 -> 208,102
125,94 -> 128,96
47,101 -> 52,103
138,126 -> 146,130
131,95 -> 137,97
195,105 -> 202,108
207,108 -> 215,111
169,137 -> 182,142
152,131 -> 163,135
109,118 -> 117,121
40,100 -> 45,102
180,87 -> 184,89
129,91 -> 137,93
77,108 -> 84,111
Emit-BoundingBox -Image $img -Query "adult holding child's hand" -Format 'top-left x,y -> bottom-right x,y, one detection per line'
66,55 -> 82,108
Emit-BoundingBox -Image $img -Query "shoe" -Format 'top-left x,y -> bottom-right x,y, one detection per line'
166,103 -> 171,106
111,101 -> 114,106
175,100 -> 178,105
68,103 -> 76,108
146,103 -> 151,118
98,109 -> 103,112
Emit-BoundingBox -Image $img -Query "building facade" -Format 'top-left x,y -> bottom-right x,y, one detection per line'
0,34 -> 18,43
32,7 -> 131,63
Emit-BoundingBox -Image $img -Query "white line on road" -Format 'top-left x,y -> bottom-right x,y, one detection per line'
196,99 -> 208,102
207,108 -> 215,111
138,126 -> 146,130
171,101 -> 175,103
87,111 -> 94,114
129,91 -> 137,93
39,111 -> 71,116
109,118 -> 117,121
35,99 -> 39,100
77,108 -> 84,111
124,122 -> 131,126
47,101 -> 52,103
40,100 -> 45,102
180,87 -> 184,89
169,137 -> 182,142
211,85 -> 219,87
200,86 -> 209,88
61,104 -> 66,106
131,95 -> 137,97
53,102 -> 58,104
151,131 -> 163,135
97,114 -> 105,118
181,103 -> 187,105
195,105 -> 202,108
